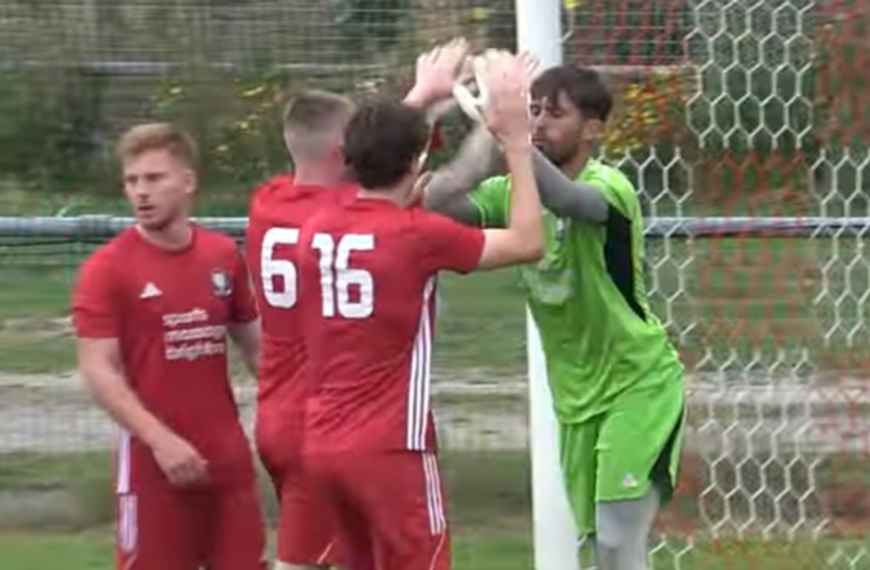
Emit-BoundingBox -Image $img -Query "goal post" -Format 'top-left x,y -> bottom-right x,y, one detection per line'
513,1 -> 581,569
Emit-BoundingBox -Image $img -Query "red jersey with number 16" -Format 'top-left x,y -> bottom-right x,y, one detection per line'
246,175 -> 357,421
297,196 -> 486,454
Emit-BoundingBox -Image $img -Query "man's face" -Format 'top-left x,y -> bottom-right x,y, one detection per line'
122,148 -> 195,230
530,91 -> 587,167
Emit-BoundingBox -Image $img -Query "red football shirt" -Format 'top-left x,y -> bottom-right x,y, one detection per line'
246,176 -> 358,428
297,196 -> 486,453
71,226 -> 259,487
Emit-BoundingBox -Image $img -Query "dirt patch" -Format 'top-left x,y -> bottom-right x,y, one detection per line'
2,316 -> 72,338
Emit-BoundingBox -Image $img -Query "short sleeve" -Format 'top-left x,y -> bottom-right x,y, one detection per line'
230,247 -> 259,324
418,211 -> 486,275
468,176 -> 511,228
71,250 -> 120,339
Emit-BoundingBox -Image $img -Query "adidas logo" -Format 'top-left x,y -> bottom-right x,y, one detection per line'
140,282 -> 162,299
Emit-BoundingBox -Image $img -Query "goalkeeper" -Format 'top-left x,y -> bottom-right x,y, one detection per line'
425,63 -> 685,570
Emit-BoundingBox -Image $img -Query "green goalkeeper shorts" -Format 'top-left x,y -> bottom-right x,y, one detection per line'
559,376 -> 685,538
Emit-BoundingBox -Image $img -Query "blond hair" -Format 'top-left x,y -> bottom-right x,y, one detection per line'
115,123 -> 199,169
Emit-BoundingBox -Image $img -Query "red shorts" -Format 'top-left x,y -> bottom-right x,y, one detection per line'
115,481 -> 265,570
114,434 -> 265,570
305,450 -> 451,570
255,409 -> 341,565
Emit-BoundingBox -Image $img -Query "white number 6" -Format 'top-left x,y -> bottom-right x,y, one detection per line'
261,227 -> 299,309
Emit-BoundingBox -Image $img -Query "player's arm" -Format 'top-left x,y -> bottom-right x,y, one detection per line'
77,338 -> 175,453
420,52 -> 544,271
422,124 -> 495,226
473,51 -> 544,269
476,143 -> 543,269
424,132 -> 611,227
532,148 -> 609,223
420,143 -> 540,272
72,255 -> 207,487
227,248 -> 260,378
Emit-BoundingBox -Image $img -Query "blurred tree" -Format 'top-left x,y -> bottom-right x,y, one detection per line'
332,0 -> 413,58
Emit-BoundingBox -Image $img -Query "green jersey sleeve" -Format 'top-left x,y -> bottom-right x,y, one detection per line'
582,166 -> 640,222
468,176 -> 511,228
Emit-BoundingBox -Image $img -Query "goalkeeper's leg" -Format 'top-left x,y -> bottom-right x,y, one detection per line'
592,375 -> 685,570
557,420 -> 600,569
594,487 -> 659,570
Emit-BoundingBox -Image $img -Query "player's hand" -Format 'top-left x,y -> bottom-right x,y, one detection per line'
407,171 -> 434,207
407,38 -> 470,108
518,51 -> 541,86
151,432 -> 209,487
478,51 -> 533,150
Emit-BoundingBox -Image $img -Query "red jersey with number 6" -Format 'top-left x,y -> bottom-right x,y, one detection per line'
246,176 -> 357,427
297,196 -> 486,453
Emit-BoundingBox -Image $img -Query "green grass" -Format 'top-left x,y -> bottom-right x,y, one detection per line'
0,450 -> 867,569
1,529 -> 862,570
0,528 -> 538,570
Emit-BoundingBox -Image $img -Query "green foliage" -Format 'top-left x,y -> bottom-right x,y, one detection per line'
332,0 -> 414,59
0,69 -> 106,193
148,65 -> 293,199
476,0 -> 517,52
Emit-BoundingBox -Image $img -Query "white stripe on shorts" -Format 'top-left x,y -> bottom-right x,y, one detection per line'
116,430 -> 131,494
118,494 -> 138,555
423,453 -> 446,535
406,277 -> 436,450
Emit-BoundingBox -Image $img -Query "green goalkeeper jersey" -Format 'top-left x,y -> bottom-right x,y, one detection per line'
469,158 -> 684,424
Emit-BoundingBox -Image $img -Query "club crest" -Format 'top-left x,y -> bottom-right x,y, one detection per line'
211,268 -> 232,297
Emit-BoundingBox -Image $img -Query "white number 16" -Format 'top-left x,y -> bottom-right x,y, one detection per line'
260,227 -> 375,319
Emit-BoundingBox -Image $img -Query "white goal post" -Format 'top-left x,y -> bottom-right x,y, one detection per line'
514,1 -> 581,569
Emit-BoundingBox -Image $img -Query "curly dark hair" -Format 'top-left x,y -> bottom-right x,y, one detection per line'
531,65 -> 613,122
343,100 -> 430,189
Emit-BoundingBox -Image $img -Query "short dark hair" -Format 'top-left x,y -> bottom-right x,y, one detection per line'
283,89 -> 355,131
531,65 -> 612,122
343,101 -> 430,189
283,90 -> 356,160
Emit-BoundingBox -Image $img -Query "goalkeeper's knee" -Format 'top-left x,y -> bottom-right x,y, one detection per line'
594,487 -> 659,570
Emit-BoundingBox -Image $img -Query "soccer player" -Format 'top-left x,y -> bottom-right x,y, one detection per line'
72,123 -> 266,570
245,41 -> 471,570
425,65 -> 686,570
247,89 -> 357,570
296,51 -> 542,570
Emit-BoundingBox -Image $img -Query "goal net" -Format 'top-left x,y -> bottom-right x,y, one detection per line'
0,0 -> 868,568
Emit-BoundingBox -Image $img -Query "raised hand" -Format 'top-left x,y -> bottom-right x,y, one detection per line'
407,38 -> 470,108
517,51 -> 541,88
477,51 -> 533,150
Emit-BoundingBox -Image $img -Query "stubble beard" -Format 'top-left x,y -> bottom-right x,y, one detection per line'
539,142 -> 579,169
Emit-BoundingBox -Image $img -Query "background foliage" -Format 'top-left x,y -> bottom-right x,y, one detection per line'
0,0 -> 860,217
